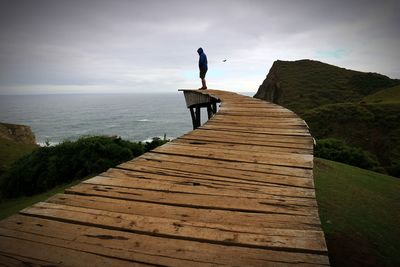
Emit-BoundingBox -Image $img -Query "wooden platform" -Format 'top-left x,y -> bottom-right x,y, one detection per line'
0,90 -> 329,266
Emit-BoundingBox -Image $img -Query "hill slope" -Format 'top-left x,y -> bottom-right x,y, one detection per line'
254,60 -> 400,114
363,84 -> 400,104
0,123 -> 38,177
304,103 -> 400,175
0,139 -> 38,177
314,158 -> 400,267
254,60 -> 400,176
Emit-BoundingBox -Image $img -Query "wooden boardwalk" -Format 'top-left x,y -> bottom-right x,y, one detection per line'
0,90 -> 329,266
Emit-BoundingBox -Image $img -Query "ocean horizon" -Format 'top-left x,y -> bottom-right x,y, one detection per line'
0,91 -> 255,146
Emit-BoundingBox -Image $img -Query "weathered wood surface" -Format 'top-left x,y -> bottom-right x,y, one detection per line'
0,89 -> 329,266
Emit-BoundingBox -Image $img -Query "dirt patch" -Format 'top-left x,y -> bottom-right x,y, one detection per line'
326,231 -> 380,267
314,158 -> 333,172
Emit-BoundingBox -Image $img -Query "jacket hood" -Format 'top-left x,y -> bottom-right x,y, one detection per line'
197,47 -> 203,54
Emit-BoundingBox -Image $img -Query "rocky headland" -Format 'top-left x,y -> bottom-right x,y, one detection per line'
0,122 -> 36,145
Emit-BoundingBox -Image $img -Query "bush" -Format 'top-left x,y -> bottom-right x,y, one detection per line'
315,138 -> 379,170
144,137 -> 168,152
349,73 -> 400,95
0,136 -> 168,199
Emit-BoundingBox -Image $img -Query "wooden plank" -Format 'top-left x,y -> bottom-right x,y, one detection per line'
118,159 -> 306,188
0,253 -> 53,266
85,174 -> 317,201
207,122 -> 307,130
212,108 -> 300,114
153,143 -> 313,169
217,112 -> 298,118
103,167 -> 316,195
180,134 -> 312,151
135,152 -> 314,178
202,121 -> 310,138
219,107 -> 293,113
185,130 -> 313,145
173,134 -> 313,154
119,157 -> 315,189
186,128 -> 313,144
212,115 -> 301,121
0,215 -> 329,266
208,119 -> 308,129
220,101 -> 284,105
48,193 -> 322,230
66,183 -> 318,216
199,123 -> 310,136
221,102 -> 273,106
210,114 -> 305,123
0,230 -> 135,266
20,202 -> 327,253
179,134 -> 312,152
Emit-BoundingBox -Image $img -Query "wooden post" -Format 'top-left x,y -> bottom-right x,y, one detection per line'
195,106 -> 201,129
189,107 -> 197,130
212,102 -> 217,114
207,104 -> 213,119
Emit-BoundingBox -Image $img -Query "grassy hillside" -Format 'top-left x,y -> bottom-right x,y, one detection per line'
255,60 -> 400,115
363,85 -> 400,104
0,178 -> 85,220
314,158 -> 400,267
0,138 -> 38,176
304,103 -> 400,176
254,60 -> 400,176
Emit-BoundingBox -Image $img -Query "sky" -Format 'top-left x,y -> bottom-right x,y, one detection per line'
0,0 -> 399,94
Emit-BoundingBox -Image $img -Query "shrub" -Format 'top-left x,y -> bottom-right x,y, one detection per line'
144,137 -> 168,152
349,73 -> 400,95
0,136 -> 168,199
315,138 -> 379,170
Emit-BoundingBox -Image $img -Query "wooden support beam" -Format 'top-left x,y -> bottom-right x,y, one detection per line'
195,106 -> 201,129
212,102 -> 217,114
180,90 -> 220,129
189,107 -> 196,130
207,104 -> 213,119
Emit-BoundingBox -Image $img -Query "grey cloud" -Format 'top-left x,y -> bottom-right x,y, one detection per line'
0,0 -> 399,94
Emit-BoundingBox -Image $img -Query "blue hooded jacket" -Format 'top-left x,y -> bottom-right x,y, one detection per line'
197,47 -> 208,71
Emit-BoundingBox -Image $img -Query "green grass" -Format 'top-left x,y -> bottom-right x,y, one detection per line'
304,102 -> 400,177
314,158 -> 400,267
363,85 -> 400,104
0,177 -> 86,220
0,138 -> 38,175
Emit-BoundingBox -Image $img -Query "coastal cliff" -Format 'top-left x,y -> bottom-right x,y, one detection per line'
253,59 -> 400,177
254,59 -> 400,114
253,60 -> 283,104
0,122 -> 36,145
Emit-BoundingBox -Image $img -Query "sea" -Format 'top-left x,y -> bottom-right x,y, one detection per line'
0,92 -> 254,146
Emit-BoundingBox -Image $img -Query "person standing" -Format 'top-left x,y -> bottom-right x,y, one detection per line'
197,47 -> 208,90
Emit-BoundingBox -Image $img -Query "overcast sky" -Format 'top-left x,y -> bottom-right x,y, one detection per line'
0,0 -> 399,94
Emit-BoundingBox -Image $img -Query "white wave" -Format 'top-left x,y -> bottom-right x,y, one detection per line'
142,135 -> 175,143
37,141 -> 59,147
